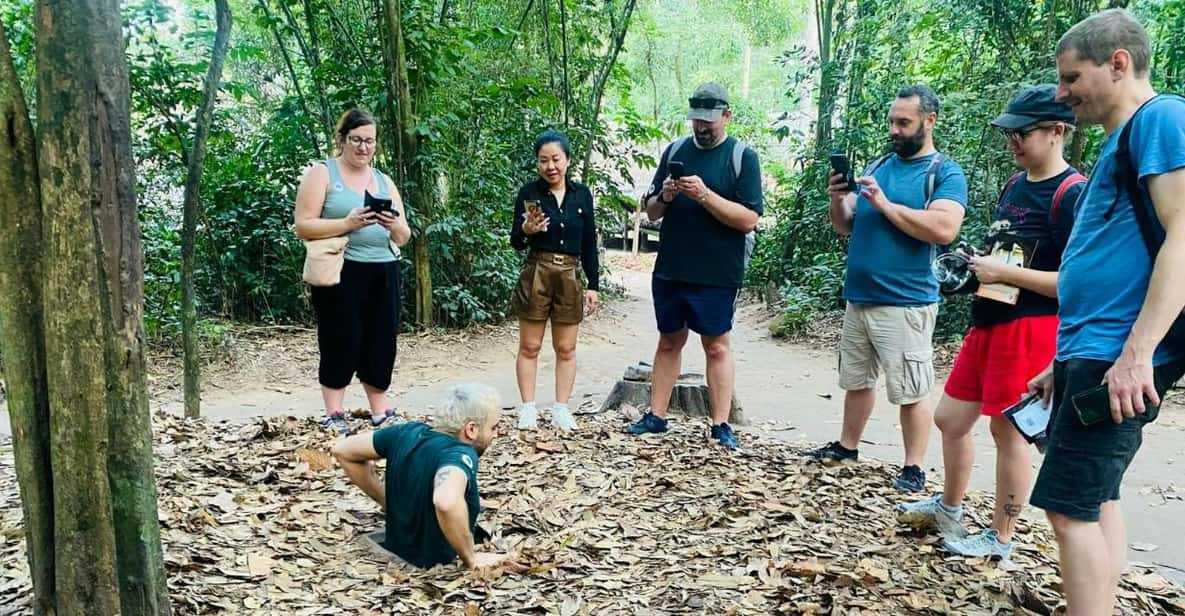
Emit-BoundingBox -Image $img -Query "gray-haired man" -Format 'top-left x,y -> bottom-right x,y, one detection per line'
331,383 -> 524,572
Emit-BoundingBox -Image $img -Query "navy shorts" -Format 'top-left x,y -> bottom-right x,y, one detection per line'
651,276 -> 739,336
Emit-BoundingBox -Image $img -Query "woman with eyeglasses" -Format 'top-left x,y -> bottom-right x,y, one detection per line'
294,108 -> 412,434
510,129 -> 599,431
897,84 -> 1085,558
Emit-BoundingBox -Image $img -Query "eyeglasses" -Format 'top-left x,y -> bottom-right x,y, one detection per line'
689,97 -> 728,110
346,135 -> 377,147
1000,123 -> 1056,142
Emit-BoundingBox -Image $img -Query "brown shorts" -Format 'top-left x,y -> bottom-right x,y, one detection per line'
513,251 -> 583,324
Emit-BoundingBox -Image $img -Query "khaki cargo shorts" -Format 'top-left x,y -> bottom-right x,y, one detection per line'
837,302 -> 937,405
512,251 -> 584,325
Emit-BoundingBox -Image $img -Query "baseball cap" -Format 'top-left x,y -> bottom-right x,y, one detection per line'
688,82 -> 730,122
991,84 -> 1076,129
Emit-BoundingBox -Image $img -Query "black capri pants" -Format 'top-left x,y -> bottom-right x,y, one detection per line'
310,259 -> 402,391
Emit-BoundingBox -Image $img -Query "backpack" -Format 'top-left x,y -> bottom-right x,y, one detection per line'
666,136 -> 757,267
1114,93 -> 1185,354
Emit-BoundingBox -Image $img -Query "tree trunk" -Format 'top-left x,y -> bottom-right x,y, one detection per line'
382,0 -> 433,326
814,0 -> 839,153
578,0 -> 638,180
257,0 -> 321,156
0,21 -> 55,616
182,0 -> 233,419
35,0 -> 171,613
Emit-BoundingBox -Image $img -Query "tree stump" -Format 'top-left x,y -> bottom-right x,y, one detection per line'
600,362 -> 748,425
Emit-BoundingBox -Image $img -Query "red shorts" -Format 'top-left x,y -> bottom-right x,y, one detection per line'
944,315 -> 1059,416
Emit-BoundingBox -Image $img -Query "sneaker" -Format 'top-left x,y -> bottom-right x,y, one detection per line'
895,495 -> 965,538
943,529 -> 1013,560
626,411 -> 669,435
803,441 -> 859,464
370,408 -> 399,427
550,404 -> 578,430
517,403 -> 539,430
895,465 -> 927,492
710,423 -> 739,449
321,412 -> 353,436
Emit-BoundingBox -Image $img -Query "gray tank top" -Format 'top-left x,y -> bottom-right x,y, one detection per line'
320,158 -> 398,263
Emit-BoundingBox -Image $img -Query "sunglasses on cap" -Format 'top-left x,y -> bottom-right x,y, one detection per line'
689,97 -> 728,110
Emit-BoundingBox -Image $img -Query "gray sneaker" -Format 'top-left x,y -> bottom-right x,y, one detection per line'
943,529 -> 1013,560
896,495 -> 965,539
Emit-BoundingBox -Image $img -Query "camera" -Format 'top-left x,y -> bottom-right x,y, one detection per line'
931,242 -> 981,295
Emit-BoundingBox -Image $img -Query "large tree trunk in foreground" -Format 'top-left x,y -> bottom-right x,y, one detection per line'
25,0 -> 173,613
0,20 -> 55,616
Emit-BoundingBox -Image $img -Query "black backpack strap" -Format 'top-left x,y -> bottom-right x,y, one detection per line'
1115,95 -> 1175,258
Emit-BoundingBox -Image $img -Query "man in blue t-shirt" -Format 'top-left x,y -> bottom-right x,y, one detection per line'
330,383 -> 526,572
626,82 -> 764,449
805,85 -> 969,492
1027,10 -> 1185,616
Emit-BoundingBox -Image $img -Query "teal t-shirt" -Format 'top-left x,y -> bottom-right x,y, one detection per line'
372,422 -> 480,568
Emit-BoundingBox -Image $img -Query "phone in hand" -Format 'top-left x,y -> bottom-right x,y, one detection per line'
524,200 -> 543,219
365,191 -> 395,215
829,151 -> 853,192
668,160 -> 685,180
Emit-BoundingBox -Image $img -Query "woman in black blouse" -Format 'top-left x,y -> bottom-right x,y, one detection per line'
510,130 -> 599,431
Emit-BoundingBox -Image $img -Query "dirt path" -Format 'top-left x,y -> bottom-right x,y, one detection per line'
3,250 -> 1183,581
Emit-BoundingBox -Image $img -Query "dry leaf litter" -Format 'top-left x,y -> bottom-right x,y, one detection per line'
3,409 -> 1185,615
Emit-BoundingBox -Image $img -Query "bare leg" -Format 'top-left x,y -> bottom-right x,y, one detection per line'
650,328 -> 689,418
701,332 -> 734,425
321,386 -> 347,415
1048,511 -> 1114,616
934,395 -> 981,508
515,318 -> 547,404
362,382 -> 389,416
1099,500 -> 1128,615
838,388 -> 876,450
551,322 -> 580,404
989,415 -> 1032,544
900,397 -> 933,468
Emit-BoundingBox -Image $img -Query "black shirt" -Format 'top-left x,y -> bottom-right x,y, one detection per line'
643,136 -> 763,288
509,178 -> 599,291
971,167 -> 1085,327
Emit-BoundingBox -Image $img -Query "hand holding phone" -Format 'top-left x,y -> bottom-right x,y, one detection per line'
829,152 -> 853,192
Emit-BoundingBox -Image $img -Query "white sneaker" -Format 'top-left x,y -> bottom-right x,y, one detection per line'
896,495 -> 965,539
517,403 -> 538,430
550,404 -> 578,430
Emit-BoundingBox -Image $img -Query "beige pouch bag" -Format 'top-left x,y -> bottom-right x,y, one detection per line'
302,236 -> 350,286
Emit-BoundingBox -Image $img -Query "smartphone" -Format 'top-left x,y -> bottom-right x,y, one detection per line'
668,160 -> 685,180
1071,384 -> 1113,426
829,151 -> 853,191
364,191 -> 393,215
524,199 -> 543,218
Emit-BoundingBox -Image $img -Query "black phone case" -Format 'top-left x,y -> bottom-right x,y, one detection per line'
668,161 -> 685,180
1071,384 -> 1112,426
364,191 -> 393,213
829,153 -> 854,190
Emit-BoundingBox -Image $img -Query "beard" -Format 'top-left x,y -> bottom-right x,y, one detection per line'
694,128 -> 721,148
890,128 -> 926,157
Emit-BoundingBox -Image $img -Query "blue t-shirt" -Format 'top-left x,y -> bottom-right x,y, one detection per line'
843,153 -> 969,306
1057,96 -> 1185,366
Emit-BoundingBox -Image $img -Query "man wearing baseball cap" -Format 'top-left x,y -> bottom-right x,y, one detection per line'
627,82 -> 763,449
898,83 -> 1086,559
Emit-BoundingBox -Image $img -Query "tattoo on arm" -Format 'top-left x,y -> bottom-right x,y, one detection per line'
434,467 -> 453,489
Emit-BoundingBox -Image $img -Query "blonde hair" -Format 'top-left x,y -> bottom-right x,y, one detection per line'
433,383 -> 501,436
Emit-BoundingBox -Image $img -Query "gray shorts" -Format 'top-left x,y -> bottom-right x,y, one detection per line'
838,302 -> 938,405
